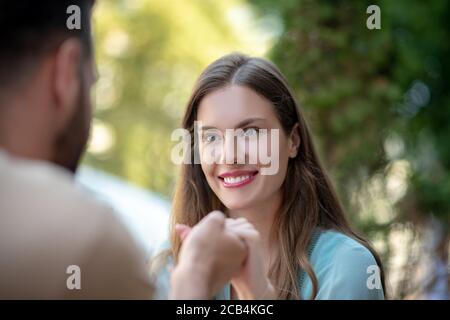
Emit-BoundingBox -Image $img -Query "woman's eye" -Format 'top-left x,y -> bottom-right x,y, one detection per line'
242,127 -> 258,137
204,133 -> 220,143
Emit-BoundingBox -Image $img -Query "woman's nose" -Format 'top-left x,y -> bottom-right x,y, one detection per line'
219,130 -> 248,165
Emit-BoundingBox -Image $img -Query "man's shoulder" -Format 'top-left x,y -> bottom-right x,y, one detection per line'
0,152 -> 112,222
0,152 -> 126,254
0,153 -> 152,298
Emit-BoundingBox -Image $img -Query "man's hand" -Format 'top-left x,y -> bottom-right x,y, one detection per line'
170,211 -> 247,299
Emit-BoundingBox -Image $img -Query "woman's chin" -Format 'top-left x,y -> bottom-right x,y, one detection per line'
222,198 -> 255,212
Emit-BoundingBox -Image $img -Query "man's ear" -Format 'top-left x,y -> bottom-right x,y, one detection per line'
288,123 -> 301,158
52,38 -> 83,132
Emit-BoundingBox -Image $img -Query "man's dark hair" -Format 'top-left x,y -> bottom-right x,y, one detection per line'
0,0 -> 95,87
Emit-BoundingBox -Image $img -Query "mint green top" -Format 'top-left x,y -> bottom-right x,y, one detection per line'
152,229 -> 385,300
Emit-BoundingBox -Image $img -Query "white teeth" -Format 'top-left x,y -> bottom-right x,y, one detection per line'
223,175 -> 250,184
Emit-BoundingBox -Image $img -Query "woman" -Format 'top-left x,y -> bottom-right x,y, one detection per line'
153,53 -> 385,300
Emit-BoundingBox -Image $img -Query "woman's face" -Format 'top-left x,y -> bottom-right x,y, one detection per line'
197,85 -> 299,211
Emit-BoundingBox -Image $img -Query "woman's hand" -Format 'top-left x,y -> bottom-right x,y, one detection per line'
175,216 -> 277,300
225,218 -> 277,300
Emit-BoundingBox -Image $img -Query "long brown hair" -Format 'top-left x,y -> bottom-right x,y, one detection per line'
166,53 -> 385,299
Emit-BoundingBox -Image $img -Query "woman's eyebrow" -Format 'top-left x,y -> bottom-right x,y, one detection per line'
199,125 -> 219,131
235,117 -> 265,128
200,117 -> 266,131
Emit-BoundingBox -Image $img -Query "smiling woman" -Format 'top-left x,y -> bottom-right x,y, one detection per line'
194,85 -> 291,217
151,53 -> 386,300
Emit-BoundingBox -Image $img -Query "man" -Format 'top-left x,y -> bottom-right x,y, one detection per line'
0,1 -> 246,299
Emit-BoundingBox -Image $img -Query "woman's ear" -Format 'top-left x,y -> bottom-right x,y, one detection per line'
288,123 -> 300,158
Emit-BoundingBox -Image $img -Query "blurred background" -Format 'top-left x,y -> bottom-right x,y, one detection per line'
76,0 -> 449,299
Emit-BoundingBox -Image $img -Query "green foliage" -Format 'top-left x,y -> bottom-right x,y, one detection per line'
249,0 -> 449,226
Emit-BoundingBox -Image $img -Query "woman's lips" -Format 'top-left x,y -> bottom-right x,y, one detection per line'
218,170 -> 258,188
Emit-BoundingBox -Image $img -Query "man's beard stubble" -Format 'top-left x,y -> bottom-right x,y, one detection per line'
52,77 -> 91,174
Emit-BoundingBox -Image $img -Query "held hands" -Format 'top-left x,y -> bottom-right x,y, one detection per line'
174,213 -> 276,300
